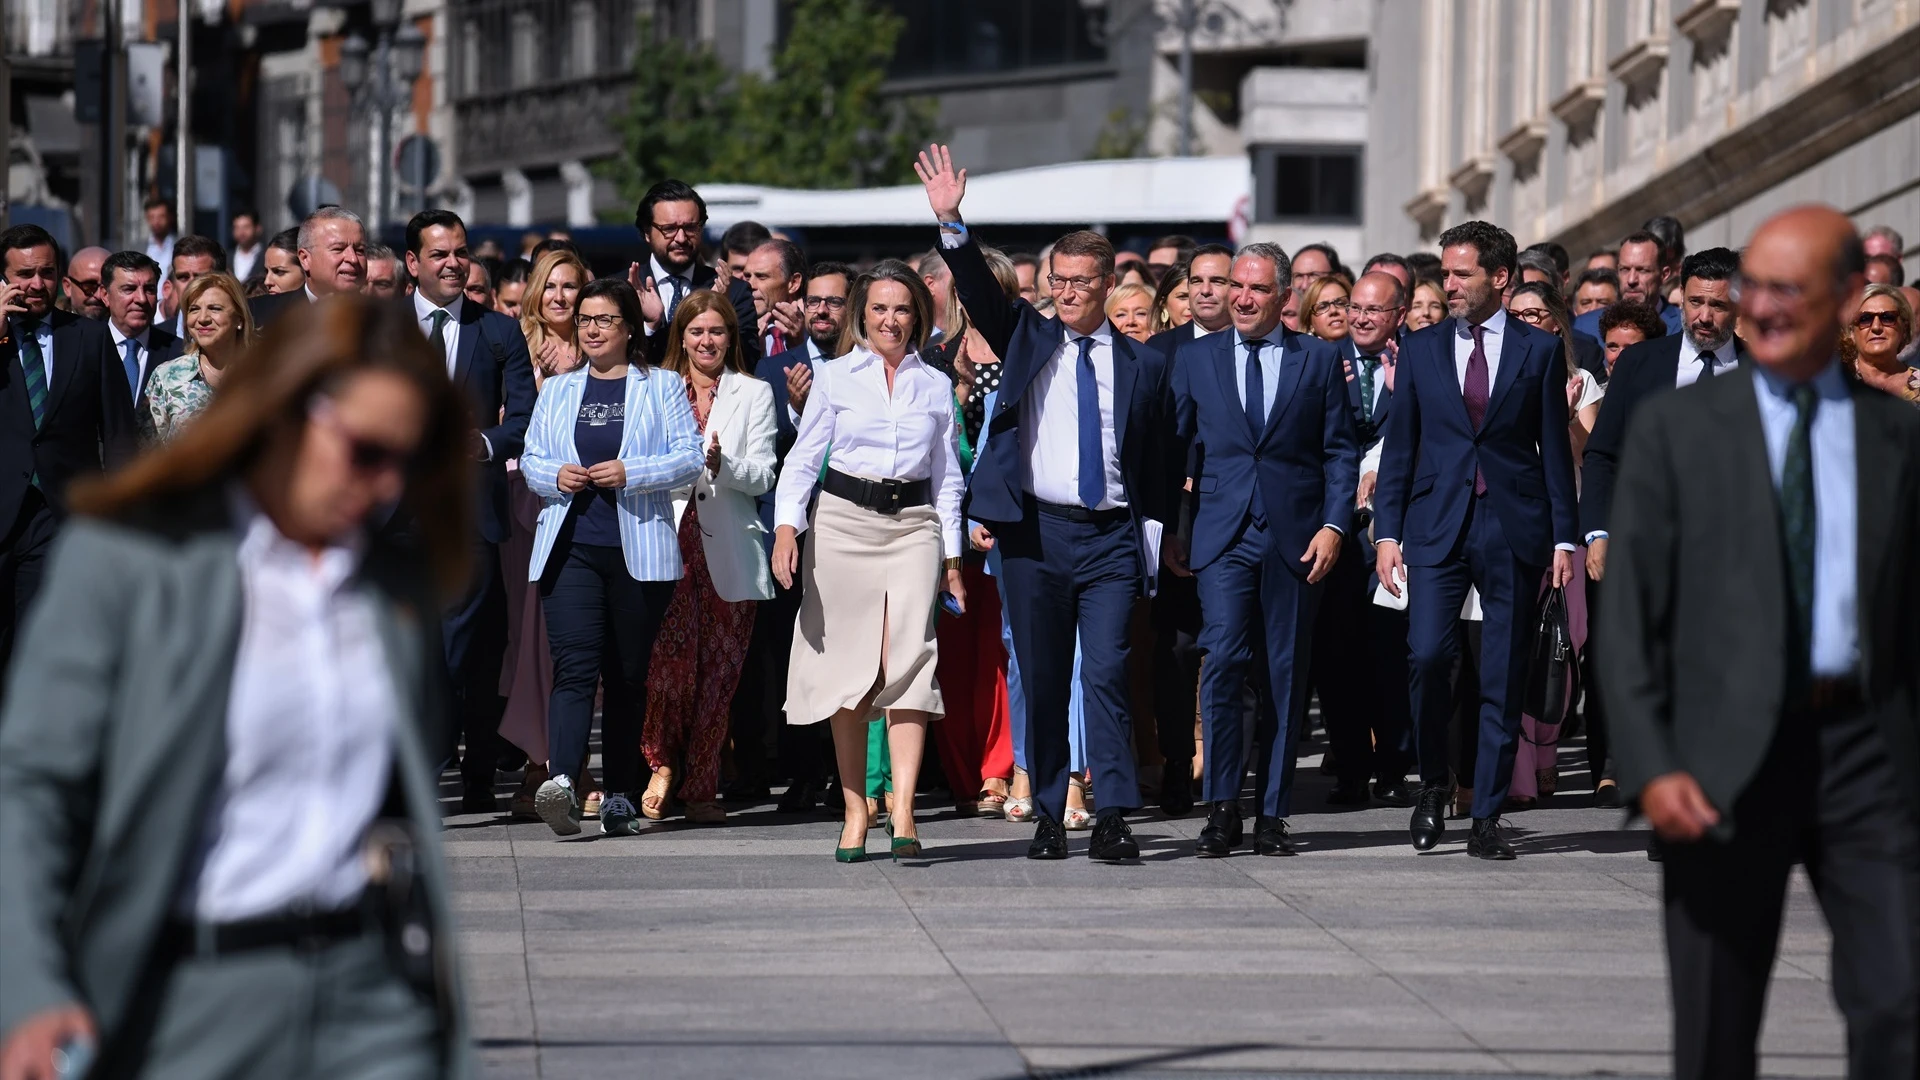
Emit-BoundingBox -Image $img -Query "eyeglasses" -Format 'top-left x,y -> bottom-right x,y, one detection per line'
803,295 -> 848,310
574,313 -> 625,330
1857,310 -> 1904,329
64,275 -> 101,294
650,223 -> 702,238
1048,275 -> 1103,295
1312,298 -> 1350,316
1510,307 -> 1553,326
310,400 -> 417,476
1348,304 -> 1401,320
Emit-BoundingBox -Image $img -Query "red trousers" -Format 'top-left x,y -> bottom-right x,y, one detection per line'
931,563 -> 1013,795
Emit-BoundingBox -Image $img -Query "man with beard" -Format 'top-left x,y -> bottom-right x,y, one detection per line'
62,247 -> 111,320
1574,230 -> 1683,341
100,251 -> 183,415
628,181 -> 761,367
746,261 -> 852,811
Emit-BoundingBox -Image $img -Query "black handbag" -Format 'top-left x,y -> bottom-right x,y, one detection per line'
1522,586 -> 1579,742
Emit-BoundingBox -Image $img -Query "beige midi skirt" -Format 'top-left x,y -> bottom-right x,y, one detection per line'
785,489 -> 945,724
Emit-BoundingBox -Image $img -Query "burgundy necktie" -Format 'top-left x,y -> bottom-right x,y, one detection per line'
1463,324 -> 1489,495
769,327 -> 787,355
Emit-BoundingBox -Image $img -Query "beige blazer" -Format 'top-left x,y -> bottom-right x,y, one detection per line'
671,368 -> 778,602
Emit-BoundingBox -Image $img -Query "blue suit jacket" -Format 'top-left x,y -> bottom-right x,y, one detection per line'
1572,301 -> 1682,343
1373,316 -> 1578,567
944,236 -> 1175,548
754,342 -> 816,535
1172,327 -> 1358,573
1339,336 -> 1394,452
454,304 -> 537,544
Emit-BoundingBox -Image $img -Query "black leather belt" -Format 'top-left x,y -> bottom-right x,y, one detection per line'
822,468 -> 930,514
165,906 -> 371,959
1031,497 -> 1130,526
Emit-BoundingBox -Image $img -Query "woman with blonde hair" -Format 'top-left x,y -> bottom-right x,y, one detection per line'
772,260 -> 965,862
519,248 -> 590,379
1843,283 -> 1919,406
145,270 -> 255,441
1301,273 -> 1353,342
639,290 -> 777,824
1105,281 -> 1157,343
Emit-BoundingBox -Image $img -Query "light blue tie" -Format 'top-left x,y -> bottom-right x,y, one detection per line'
121,339 -> 142,405
1074,336 -> 1103,509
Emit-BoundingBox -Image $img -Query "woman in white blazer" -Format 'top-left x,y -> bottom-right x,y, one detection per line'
519,278 -> 703,838
639,291 -> 778,823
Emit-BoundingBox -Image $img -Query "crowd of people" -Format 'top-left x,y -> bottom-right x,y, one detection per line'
1,141 -> 1917,1080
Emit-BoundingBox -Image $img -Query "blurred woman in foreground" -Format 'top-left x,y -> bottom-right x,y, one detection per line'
0,295 -> 475,1079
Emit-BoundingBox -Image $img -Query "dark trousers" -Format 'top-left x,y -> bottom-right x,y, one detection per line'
0,489 -> 55,685
728,562 -> 797,787
1150,568 -> 1201,769
445,537 -> 508,793
1581,585 -> 1613,788
1312,534 -> 1414,786
1195,515 -> 1323,818
1407,497 -> 1543,819
1663,702 -> 1920,1080
998,506 -> 1142,824
540,542 -> 675,795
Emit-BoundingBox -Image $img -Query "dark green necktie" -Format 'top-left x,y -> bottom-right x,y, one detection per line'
1358,355 -> 1377,414
14,320 -> 46,429
1781,382 -> 1817,683
429,308 -> 451,370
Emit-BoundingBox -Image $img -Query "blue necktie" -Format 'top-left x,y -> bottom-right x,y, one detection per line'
121,339 -> 142,405
1243,338 -> 1268,437
1074,336 -> 1104,509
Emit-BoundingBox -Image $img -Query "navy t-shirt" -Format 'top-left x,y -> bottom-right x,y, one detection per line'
569,375 -> 625,546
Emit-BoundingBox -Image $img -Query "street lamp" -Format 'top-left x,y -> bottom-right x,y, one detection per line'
338,2 -> 426,234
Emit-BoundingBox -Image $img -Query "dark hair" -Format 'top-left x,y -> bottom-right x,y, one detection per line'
635,179 -> 708,233
1150,234 -> 1197,268
1189,243 -> 1235,269
1151,260 -> 1189,332
1833,235 -> 1865,282
721,221 -> 773,259
142,195 -> 170,213
1050,230 -> 1116,278
1599,300 -> 1668,343
1362,252 -> 1410,278
267,228 -> 300,255
1523,241 -> 1571,279
1516,250 -> 1561,285
497,258 -> 531,286
365,243 -> 396,264
472,257 -> 499,290
71,294 -> 475,598
1405,251 -> 1442,278
1509,281 -> 1578,377
1292,242 -> 1344,274
1867,253 -> 1907,287
528,237 -> 580,263
1437,221 -> 1518,277
662,289 -> 750,379
1618,230 -> 1666,263
841,260 -> 938,356
574,277 -> 651,367
1011,252 -> 1040,272
232,207 -> 260,225
172,235 -> 228,273
1641,216 -> 1686,264
807,260 -> 855,287
1679,246 -> 1738,288
1575,267 -> 1622,296
1,224 -> 60,267
102,250 -> 162,288
752,239 -> 807,285
405,209 -> 466,258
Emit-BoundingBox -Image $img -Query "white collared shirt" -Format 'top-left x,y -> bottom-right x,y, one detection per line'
647,254 -> 695,339
1022,321 -> 1127,510
1453,305 -> 1509,389
412,290 -> 465,378
232,244 -> 261,283
1675,335 -> 1736,388
108,321 -> 155,405
177,508 -> 399,922
774,345 -> 966,558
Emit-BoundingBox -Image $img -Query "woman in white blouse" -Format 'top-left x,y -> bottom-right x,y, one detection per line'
772,261 -> 966,863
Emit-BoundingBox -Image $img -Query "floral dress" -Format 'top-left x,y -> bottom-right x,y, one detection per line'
144,354 -> 216,442
641,380 -> 758,803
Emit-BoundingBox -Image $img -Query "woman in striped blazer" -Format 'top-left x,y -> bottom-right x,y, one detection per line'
519,277 -> 704,838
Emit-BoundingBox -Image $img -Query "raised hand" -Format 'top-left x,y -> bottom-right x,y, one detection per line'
705,432 -> 723,474
771,299 -> 805,339
635,270 -> 665,328
914,144 -> 968,222
786,364 -> 813,415
1379,339 -> 1399,392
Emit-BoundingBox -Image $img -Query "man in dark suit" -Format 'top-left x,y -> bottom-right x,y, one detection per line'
250,207 -> 368,328
1170,243 -> 1358,857
1577,247 -> 1742,806
0,225 -> 138,678
402,209 -> 537,811
99,250 -> 184,414
1142,243 -> 1234,815
746,261 -> 854,811
1601,206 -> 1920,1080
919,144 -> 1174,862
1315,270 -> 1414,808
627,180 -> 761,368
1374,220 -> 1578,861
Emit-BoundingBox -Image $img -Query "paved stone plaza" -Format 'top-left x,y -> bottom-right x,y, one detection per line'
442,746 -> 1846,1080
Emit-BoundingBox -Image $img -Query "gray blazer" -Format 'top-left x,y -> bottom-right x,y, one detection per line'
0,492 -> 471,1076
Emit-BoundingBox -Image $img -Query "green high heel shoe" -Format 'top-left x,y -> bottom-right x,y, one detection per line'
835,844 -> 868,863
891,835 -> 922,859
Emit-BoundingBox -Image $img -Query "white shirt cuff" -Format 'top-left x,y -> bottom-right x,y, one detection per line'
479,435 -> 493,463
1584,531 -> 1608,543
937,222 -> 968,249
1555,543 -> 1577,552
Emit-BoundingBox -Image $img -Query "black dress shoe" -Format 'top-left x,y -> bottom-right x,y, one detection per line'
1409,783 -> 1449,851
1647,834 -> 1664,862
1373,779 -> 1416,807
461,789 -> 499,815
1466,817 -> 1516,860
1196,803 -> 1244,857
1158,763 -> 1195,817
1593,782 -> 1624,809
1087,814 -> 1140,862
1027,816 -> 1069,860
1253,816 -> 1295,856
777,779 -> 819,814
1326,779 -> 1372,807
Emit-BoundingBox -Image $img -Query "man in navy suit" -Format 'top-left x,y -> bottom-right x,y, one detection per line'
918,144 -> 1174,862
1374,220 -> 1578,860
99,250 -> 184,416
403,210 -> 538,811
629,180 -> 762,368
1314,270 -> 1415,808
1170,243 -> 1358,857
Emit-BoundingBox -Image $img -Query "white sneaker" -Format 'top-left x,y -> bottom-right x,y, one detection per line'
535,775 -> 582,836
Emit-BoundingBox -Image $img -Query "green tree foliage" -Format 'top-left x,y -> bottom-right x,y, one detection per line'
609,0 -> 939,203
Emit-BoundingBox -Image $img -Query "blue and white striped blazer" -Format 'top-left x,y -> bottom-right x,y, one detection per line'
521,365 -> 704,582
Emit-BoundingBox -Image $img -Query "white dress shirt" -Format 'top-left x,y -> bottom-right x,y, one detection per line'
145,233 -> 176,276
177,508 -> 399,922
1022,322 -> 1127,510
774,345 -> 966,558
413,290 -> 465,378
1752,362 -> 1858,676
646,254 -> 695,338
1675,335 -> 1737,388
1453,305 -> 1509,387
108,322 -> 155,405
232,244 -> 261,284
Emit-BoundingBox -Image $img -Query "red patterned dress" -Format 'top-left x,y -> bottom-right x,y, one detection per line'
642,380 -> 758,803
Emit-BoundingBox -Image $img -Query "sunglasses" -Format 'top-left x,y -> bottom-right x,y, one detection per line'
1856,310 -> 1904,330
310,399 -> 417,476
